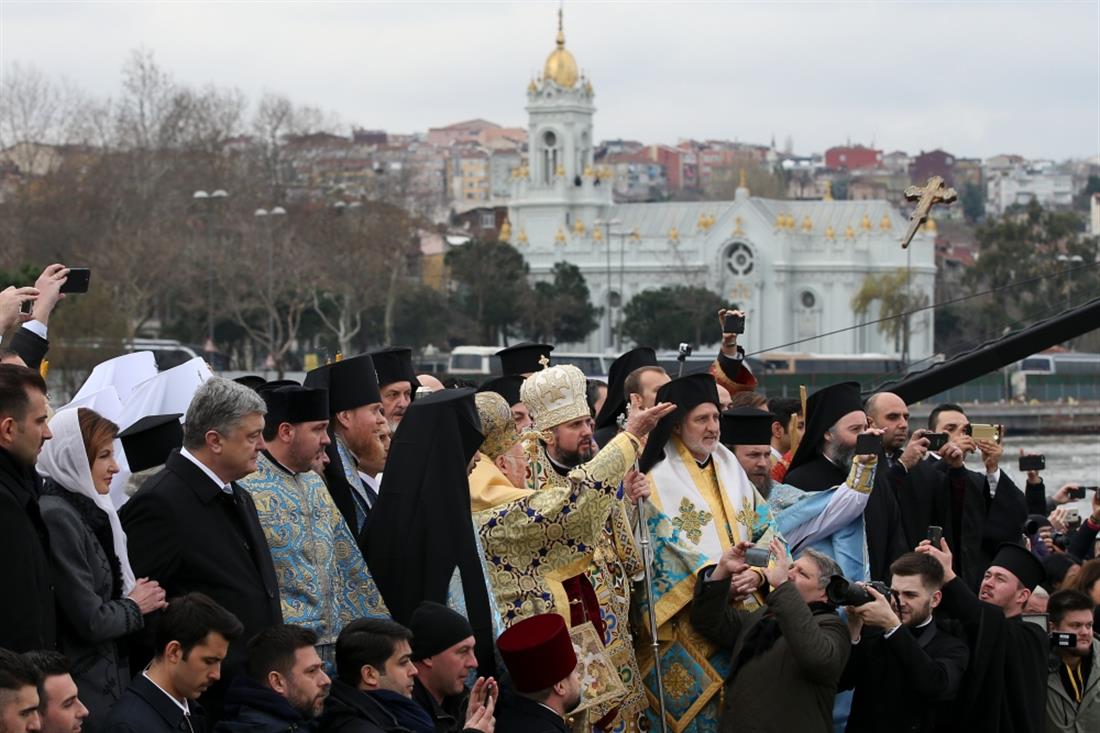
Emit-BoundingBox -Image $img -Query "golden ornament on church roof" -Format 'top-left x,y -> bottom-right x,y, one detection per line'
630,228 -> 641,241
499,218 -> 511,242
801,215 -> 813,233
517,229 -> 528,245
880,213 -> 892,231
573,218 -> 586,236
555,163 -> 566,178
860,213 -> 873,231
527,79 -> 538,94
583,164 -> 594,178
924,216 -> 938,234
733,216 -> 745,236
825,225 -> 836,240
697,213 -> 715,231
668,226 -> 680,242
592,226 -> 603,242
845,225 -> 856,239
543,8 -> 579,88
554,227 -> 566,245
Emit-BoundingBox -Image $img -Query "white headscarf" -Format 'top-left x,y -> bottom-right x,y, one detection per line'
37,407 -> 137,594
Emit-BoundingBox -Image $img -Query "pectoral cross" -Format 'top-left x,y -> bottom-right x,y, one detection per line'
901,176 -> 957,249
538,354 -> 550,370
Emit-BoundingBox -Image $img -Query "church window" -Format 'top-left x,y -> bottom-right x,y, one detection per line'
725,242 -> 755,276
480,211 -> 495,228
800,291 -> 816,309
543,130 -> 557,147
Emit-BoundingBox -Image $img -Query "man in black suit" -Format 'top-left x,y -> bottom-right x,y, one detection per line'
0,364 -> 56,652
495,614 -> 580,733
104,593 -> 243,733
841,552 -> 970,733
121,377 -> 282,719
925,404 -> 1028,590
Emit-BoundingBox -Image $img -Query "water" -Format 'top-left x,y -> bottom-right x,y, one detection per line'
1002,434 -> 1100,515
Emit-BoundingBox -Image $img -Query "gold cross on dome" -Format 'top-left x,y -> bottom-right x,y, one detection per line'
901,176 -> 957,249
538,354 -> 550,370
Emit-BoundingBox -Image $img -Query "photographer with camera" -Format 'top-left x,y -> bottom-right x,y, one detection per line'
917,538 -> 1047,732
1044,589 -> 1099,732
1051,487 -> 1100,563
839,552 -> 969,733
690,538 -> 850,733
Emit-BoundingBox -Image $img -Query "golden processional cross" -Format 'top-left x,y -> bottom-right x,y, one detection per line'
901,175 -> 957,249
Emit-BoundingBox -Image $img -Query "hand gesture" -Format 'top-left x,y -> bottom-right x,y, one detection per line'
1048,507 -> 1069,534
916,536 -> 955,582
465,678 -> 496,733
31,264 -> 69,325
0,286 -> 39,333
711,541 -> 752,582
623,469 -> 650,502
855,586 -> 901,630
1052,484 -> 1076,505
1090,486 -> 1100,524
729,567 -> 764,599
717,308 -> 745,353
624,401 -> 676,440
128,578 -> 168,615
762,538 -> 790,589
941,442 -> 966,469
899,430 -> 930,470
977,428 -> 1003,472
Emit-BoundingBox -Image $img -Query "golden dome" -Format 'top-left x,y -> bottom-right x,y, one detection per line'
880,213 -> 892,231
543,9 -> 579,88
801,215 -> 813,232
924,216 -> 938,234
499,218 -> 511,242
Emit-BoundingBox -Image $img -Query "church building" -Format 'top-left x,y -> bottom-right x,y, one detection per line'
505,12 -> 937,361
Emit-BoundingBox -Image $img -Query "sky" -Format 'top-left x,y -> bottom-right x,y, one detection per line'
1,0 -> 1098,160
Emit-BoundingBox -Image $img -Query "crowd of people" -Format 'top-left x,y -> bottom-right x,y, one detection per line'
0,265 -> 1099,733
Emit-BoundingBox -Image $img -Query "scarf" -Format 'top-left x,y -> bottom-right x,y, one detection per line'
37,407 -> 136,593
730,600 -> 835,682
368,689 -> 434,733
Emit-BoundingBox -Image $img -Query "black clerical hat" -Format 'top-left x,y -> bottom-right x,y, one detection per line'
788,381 -> 865,474
255,379 -> 300,394
476,375 -> 525,407
496,342 -> 554,376
638,372 -> 719,472
595,347 -> 659,430
262,386 -> 329,427
233,375 -> 267,391
721,408 -> 776,447
118,413 -> 183,473
367,347 -> 417,390
989,542 -> 1045,592
303,354 -> 381,415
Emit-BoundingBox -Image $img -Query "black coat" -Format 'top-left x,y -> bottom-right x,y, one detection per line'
841,621 -> 970,733
318,680 -> 410,733
103,672 -> 209,733
0,445 -> 56,651
214,676 -> 317,733
494,695 -> 569,733
119,450 -> 282,715
885,454 -> 953,552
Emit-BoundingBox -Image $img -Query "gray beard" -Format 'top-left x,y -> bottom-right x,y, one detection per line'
826,442 -> 855,472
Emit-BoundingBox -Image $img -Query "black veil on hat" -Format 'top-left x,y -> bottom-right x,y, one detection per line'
496,342 -> 554,376
720,408 -> 776,447
638,372 -> 719,473
787,381 -> 864,474
477,374 -> 525,407
363,388 -> 494,675
594,347 -> 659,431
367,346 -> 418,402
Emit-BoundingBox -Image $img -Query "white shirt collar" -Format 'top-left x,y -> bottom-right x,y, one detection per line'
142,670 -> 190,715
179,447 -> 233,495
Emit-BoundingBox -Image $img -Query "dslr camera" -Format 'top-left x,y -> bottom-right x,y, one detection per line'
826,576 -> 896,607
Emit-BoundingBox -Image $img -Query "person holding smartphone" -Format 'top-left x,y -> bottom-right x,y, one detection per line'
0,264 -> 69,370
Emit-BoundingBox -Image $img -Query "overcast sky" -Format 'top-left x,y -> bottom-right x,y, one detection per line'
2,0 -> 1098,160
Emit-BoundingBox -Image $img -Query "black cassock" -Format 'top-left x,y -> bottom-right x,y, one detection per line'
784,453 -> 908,581
936,577 -> 1046,733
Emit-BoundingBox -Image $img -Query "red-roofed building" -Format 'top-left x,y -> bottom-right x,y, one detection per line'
825,145 -> 882,171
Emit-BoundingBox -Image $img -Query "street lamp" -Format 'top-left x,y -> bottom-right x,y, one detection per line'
1057,254 -> 1085,310
595,217 -> 622,351
192,189 -> 229,343
255,206 -> 287,368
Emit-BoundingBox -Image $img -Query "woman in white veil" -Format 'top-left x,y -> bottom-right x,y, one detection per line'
37,407 -> 167,732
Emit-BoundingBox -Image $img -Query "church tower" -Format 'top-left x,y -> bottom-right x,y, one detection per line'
509,9 -> 612,247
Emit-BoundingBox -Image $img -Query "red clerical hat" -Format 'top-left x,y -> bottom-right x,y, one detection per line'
497,614 -> 577,693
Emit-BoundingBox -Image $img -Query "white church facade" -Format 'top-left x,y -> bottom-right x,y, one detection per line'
505,14 -> 936,360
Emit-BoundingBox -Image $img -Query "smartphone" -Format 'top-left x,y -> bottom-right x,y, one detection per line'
927,525 -> 943,546
968,423 -> 1001,443
59,268 -> 91,294
1018,455 -> 1045,472
1081,486 -> 1100,497
744,546 -> 771,568
855,432 -> 882,455
1051,632 -> 1076,649
924,432 -> 949,451
1067,486 -> 1087,500
18,299 -> 33,315
723,313 -> 745,334
1066,507 -> 1081,525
